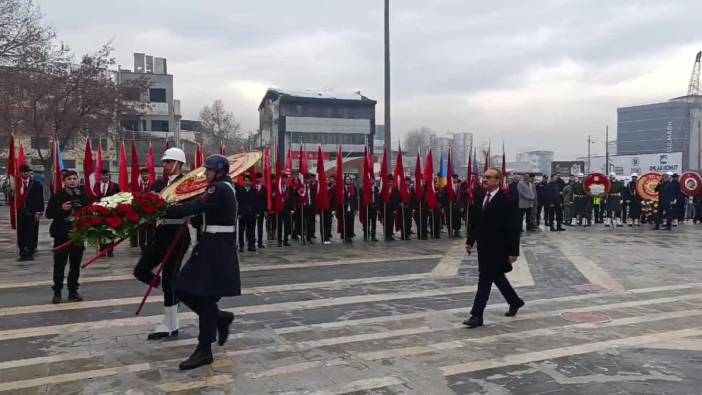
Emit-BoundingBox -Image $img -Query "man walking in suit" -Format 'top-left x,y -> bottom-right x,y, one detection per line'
464,168 -> 524,328
237,174 -> 257,252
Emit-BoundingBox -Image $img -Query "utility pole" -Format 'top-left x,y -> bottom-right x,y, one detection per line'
587,134 -> 593,174
605,125 -> 609,175
384,0 -> 391,152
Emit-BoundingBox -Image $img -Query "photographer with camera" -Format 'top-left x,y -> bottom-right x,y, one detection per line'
46,170 -> 93,304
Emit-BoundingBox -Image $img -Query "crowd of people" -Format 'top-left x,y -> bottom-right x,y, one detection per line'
505,172 -> 702,231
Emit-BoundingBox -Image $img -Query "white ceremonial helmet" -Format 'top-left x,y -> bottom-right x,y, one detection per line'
162,148 -> 186,164
609,172 -> 616,177
631,173 -> 638,177
665,171 -> 673,176
577,172 -> 584,177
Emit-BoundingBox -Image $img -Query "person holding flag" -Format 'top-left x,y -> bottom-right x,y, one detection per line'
16,165 -> 44,261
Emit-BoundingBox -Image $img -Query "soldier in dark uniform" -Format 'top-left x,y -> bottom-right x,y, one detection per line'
546,175 -> 566,231
445,174 -> 465,237
572,173 -> 591,226
605,173 -> 625,227
382,176 -> 400,241
535,177 -> 548,227
16,165 -> 44,261
403,176 -> 415,238
254,173 -> 267,248
236,174 -> 257,252
625,173 -> 642,226
133,148 -> 191,340
137,168 -> 155,254
654,172 -> 673,230
323,176 -> 336,244
360,176 -> 379,242
671,173 -> 685,224
301,173 -> 318,243
46,170 -> 92,303
167,155 -> 240,370
277,174 -> 294,246
431,181 -> 442,239
341,176 -> 358,242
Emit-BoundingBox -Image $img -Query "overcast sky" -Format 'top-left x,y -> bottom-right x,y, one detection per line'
39,0 -> 701,159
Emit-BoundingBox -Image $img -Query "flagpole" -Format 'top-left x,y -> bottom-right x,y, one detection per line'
401,205 -> 406,240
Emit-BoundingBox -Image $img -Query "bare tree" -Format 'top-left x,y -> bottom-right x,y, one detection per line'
0,0 -> 55,67
199,99 -> 242,154
0,42 -> 133,191
403,127 -> 434,157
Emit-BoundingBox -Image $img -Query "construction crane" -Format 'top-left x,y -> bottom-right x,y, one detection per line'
688,51 -> 701,95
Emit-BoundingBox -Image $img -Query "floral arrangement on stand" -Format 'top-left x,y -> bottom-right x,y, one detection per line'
641,199 -> 658,224
70,192 -> 168,248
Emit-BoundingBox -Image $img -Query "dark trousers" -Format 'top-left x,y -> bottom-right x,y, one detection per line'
277,212 -> 291,243
17,212 -> 38,258
238,216 -> 255,249
431,209 -> 441,238
404,207 -> 413,238
593,205 -> 604,223
536,203 -> 548,226
445,205 -> 462,236
383,208 -> 394,239
547,204 -> 563,228
303,207 -> 316,241
138,224 -> 155,252
292,210 -> 302,238
470,263 -> 522,317
266,213 -> 276,240
343,209 -> 355,240
520,208 -> 532,230
177,291 -> 224,346
322,210 -> 333,241
256,214 -> 265,246
133,230 -> 188,306
363,207 -> 377,239
52,235 -> 83,293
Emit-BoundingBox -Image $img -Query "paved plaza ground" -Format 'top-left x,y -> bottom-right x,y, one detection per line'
1,208 -> 702,394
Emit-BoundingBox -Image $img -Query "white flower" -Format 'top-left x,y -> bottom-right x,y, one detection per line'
96,192 -> 134,209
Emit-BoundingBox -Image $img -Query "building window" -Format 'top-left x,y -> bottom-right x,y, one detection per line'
290,132 -> 366,145
30,137 -> 50,149
149,88 -> 167,103
121,87 -> 141,101
62,160 -> 76,169
151,120 -> 169,131
121,119 -> 139,131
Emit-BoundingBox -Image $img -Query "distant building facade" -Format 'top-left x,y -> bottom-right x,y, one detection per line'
617,95 -> 702,170
515,150 -> 554,175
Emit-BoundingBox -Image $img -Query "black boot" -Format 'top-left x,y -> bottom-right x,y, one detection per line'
68,291 -> 84,302
217,311 -> 235,346
52,291 -> 62,304
179,345 -> 214,370
462,316 -> 483,328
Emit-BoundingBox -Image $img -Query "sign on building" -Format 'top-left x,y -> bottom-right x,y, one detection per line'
578,152 -> 684,176
551,161 -> 585,176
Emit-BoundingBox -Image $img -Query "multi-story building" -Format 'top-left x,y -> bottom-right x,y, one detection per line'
617,94 -> 702,170
258,88 -> 377,176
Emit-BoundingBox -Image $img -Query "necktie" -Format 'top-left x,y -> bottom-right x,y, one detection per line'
483,192 -> 492,209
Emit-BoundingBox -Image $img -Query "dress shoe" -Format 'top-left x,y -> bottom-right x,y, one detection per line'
68,292 -> 84,302
147,330 -> 179,340
248,246 -> 256,252
52,292 -> 62,304
385,237 -> 396,241
278,242 -> 283,247
371,237 -> 379,242
258,244 -> 265,249
462,316 -> 483,328
283,241 -> 291,246
505,300 -> 525,317
178,345 -> 214,370
549,227 -> 556,231
217,311 -> 235,346
556,227 -> 566,231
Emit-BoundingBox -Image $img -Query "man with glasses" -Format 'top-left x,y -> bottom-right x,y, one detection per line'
464,168 -> 524,328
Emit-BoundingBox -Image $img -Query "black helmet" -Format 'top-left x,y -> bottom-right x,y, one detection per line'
204,154 -> 229,175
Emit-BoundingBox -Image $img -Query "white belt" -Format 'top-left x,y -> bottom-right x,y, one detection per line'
204,225 -> 235,234
157,219 -> 185,226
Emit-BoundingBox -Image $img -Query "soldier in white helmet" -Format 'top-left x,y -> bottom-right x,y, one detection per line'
605,172 -> 625,227
133,147 -> 190,339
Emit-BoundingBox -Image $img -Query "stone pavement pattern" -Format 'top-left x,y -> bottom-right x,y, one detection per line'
1,208 -> 702,394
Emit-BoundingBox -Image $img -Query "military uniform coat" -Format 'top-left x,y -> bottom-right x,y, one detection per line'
606,181 -> 624,211
167,179 -> 241,297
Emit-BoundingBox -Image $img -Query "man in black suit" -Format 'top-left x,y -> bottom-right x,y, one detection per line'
464,167 -> 524,328
237,174 -> 257,252
16,165 -> 44,261
300,173 -> 318,243
253,173 -> 267,248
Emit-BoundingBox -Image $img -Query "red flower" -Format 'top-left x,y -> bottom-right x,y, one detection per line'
105,215 -> 124,229
142,205 -> 156,215
156,199 -> 166,208
126,212 -> 140,224
90,216 -> 105,226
